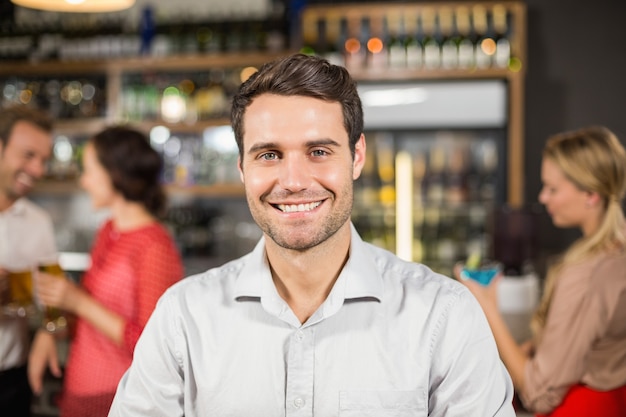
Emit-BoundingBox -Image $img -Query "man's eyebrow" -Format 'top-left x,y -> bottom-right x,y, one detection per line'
247,141 -> 279,155
305,138 -> 342,148
246,138 -> 342,155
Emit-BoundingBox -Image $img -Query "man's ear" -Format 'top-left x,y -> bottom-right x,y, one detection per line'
237,156 -> 244,183
352,134 -> 366,180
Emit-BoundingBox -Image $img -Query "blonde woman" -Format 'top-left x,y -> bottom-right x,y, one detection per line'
457,126 -> 626,416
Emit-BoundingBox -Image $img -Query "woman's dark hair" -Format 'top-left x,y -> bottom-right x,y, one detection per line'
90,126 -> 166,216
230,53 -> 363,164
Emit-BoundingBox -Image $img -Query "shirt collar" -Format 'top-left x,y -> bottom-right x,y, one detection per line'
233,223 -> 384,304
1,198 -> 27,216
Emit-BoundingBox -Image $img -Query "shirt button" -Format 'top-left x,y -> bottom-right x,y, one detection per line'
296,330 -> 304,340
294,397 -> 305,408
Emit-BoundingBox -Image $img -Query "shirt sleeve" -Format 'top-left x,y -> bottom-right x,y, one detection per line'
109,291 -> 185,417
521,259 -> 603,414
429,286 -> 516,417
122,230 -> 183,353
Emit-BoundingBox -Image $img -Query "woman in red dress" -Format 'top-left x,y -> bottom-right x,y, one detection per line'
29,126 -> 184,417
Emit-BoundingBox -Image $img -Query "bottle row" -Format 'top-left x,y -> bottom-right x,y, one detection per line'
0,17 -> 287,61
121,68 -> 253,123
356,131 -> 502,207
1,76 -> 107,119
0,66 -> 254,122
352,203 -> 491,277
300,3 -> 521,72
352,130 -> 503,276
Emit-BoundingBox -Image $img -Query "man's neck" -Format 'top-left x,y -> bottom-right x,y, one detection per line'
0,193 -> 17,212
266,226 -> 351,324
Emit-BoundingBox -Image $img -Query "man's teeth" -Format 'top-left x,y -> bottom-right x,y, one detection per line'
277,201 -> 322,213
17,173 -> 33,187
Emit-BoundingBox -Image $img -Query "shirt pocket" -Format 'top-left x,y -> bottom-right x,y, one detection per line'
339,390 -> 426,417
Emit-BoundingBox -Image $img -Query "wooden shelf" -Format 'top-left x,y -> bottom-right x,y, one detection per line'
129,119 -> 232,134
33,179 -> 81,194
165,183 -> 245,198
54,118 -> 109,135
33,180 -> 244,198
351,67 -> 522,82
0,52 -> 291,76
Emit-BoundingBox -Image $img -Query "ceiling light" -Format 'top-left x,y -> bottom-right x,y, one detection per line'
11,0 -> 135,13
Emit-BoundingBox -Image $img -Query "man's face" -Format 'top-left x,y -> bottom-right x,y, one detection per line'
238,94 -> 365,251
0,121 -> 52,201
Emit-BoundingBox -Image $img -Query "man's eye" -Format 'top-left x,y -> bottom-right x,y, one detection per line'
311,149 -> 327,157
260,152 -> 277,161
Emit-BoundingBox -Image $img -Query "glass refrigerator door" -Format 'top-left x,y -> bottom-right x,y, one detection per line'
353,80 -> 508,276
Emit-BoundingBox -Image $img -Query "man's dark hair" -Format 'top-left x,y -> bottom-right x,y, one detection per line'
230,53 -> 363,163
0,105 -> 53,146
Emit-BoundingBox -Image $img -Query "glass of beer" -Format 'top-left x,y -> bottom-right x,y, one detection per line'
2,268 -> 36,317
37,262 -> 68,333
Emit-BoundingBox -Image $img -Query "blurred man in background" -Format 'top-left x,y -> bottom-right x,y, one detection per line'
0,106 -> 57,417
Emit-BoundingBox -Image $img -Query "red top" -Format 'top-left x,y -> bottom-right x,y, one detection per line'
535,383 -> 626,417
60,220 -> 183,417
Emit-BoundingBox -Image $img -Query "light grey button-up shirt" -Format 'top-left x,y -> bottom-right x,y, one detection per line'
109,225 -> 514,417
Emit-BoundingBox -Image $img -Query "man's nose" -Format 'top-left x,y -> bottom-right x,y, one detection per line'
278,155 -> 310,191
27,158 -> 48,179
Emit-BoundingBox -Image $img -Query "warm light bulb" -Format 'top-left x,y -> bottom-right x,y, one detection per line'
344,38 -> 361,54
367,38 -> 384,54
11,0 -> 135,13
481,38 -> 497,56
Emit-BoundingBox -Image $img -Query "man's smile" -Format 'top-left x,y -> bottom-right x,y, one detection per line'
273,200 -> 323,213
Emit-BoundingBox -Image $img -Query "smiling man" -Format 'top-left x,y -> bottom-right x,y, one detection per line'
0,106 -> 58,417
109,54 -> 515,417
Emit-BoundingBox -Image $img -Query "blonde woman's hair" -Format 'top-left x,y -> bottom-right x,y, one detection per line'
531,126 -> 626,340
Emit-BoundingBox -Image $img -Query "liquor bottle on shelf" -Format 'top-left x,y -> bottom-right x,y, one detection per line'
476,139 -> 499,202
439,7 -> 459,69
421,7 -> 441,70
412,205 -> 425,263
386,11 -> 406,69
421,205 -> 440,266
445,142 -> 469,204
354,132 -> 381,208
411,150 -> 427,263
436,206 -> 458,268
473,5 -> 495,69
320,11 -> 345,67
492,4 -> 512,69
374,133 -> 396,208
413,150 -> 427,206
204,70 -> 229,119
424,144 -> 446,204
455,6 -> 475,69
300,10 -> 320,56
404,10 -> 423,70
366,14 -> 388,71
343,12 -> 367,73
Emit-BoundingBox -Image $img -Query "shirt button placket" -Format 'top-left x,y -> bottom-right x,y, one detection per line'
286,328 -> 314,417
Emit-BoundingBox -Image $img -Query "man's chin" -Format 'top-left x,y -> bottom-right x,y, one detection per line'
10,185 -> 32,199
